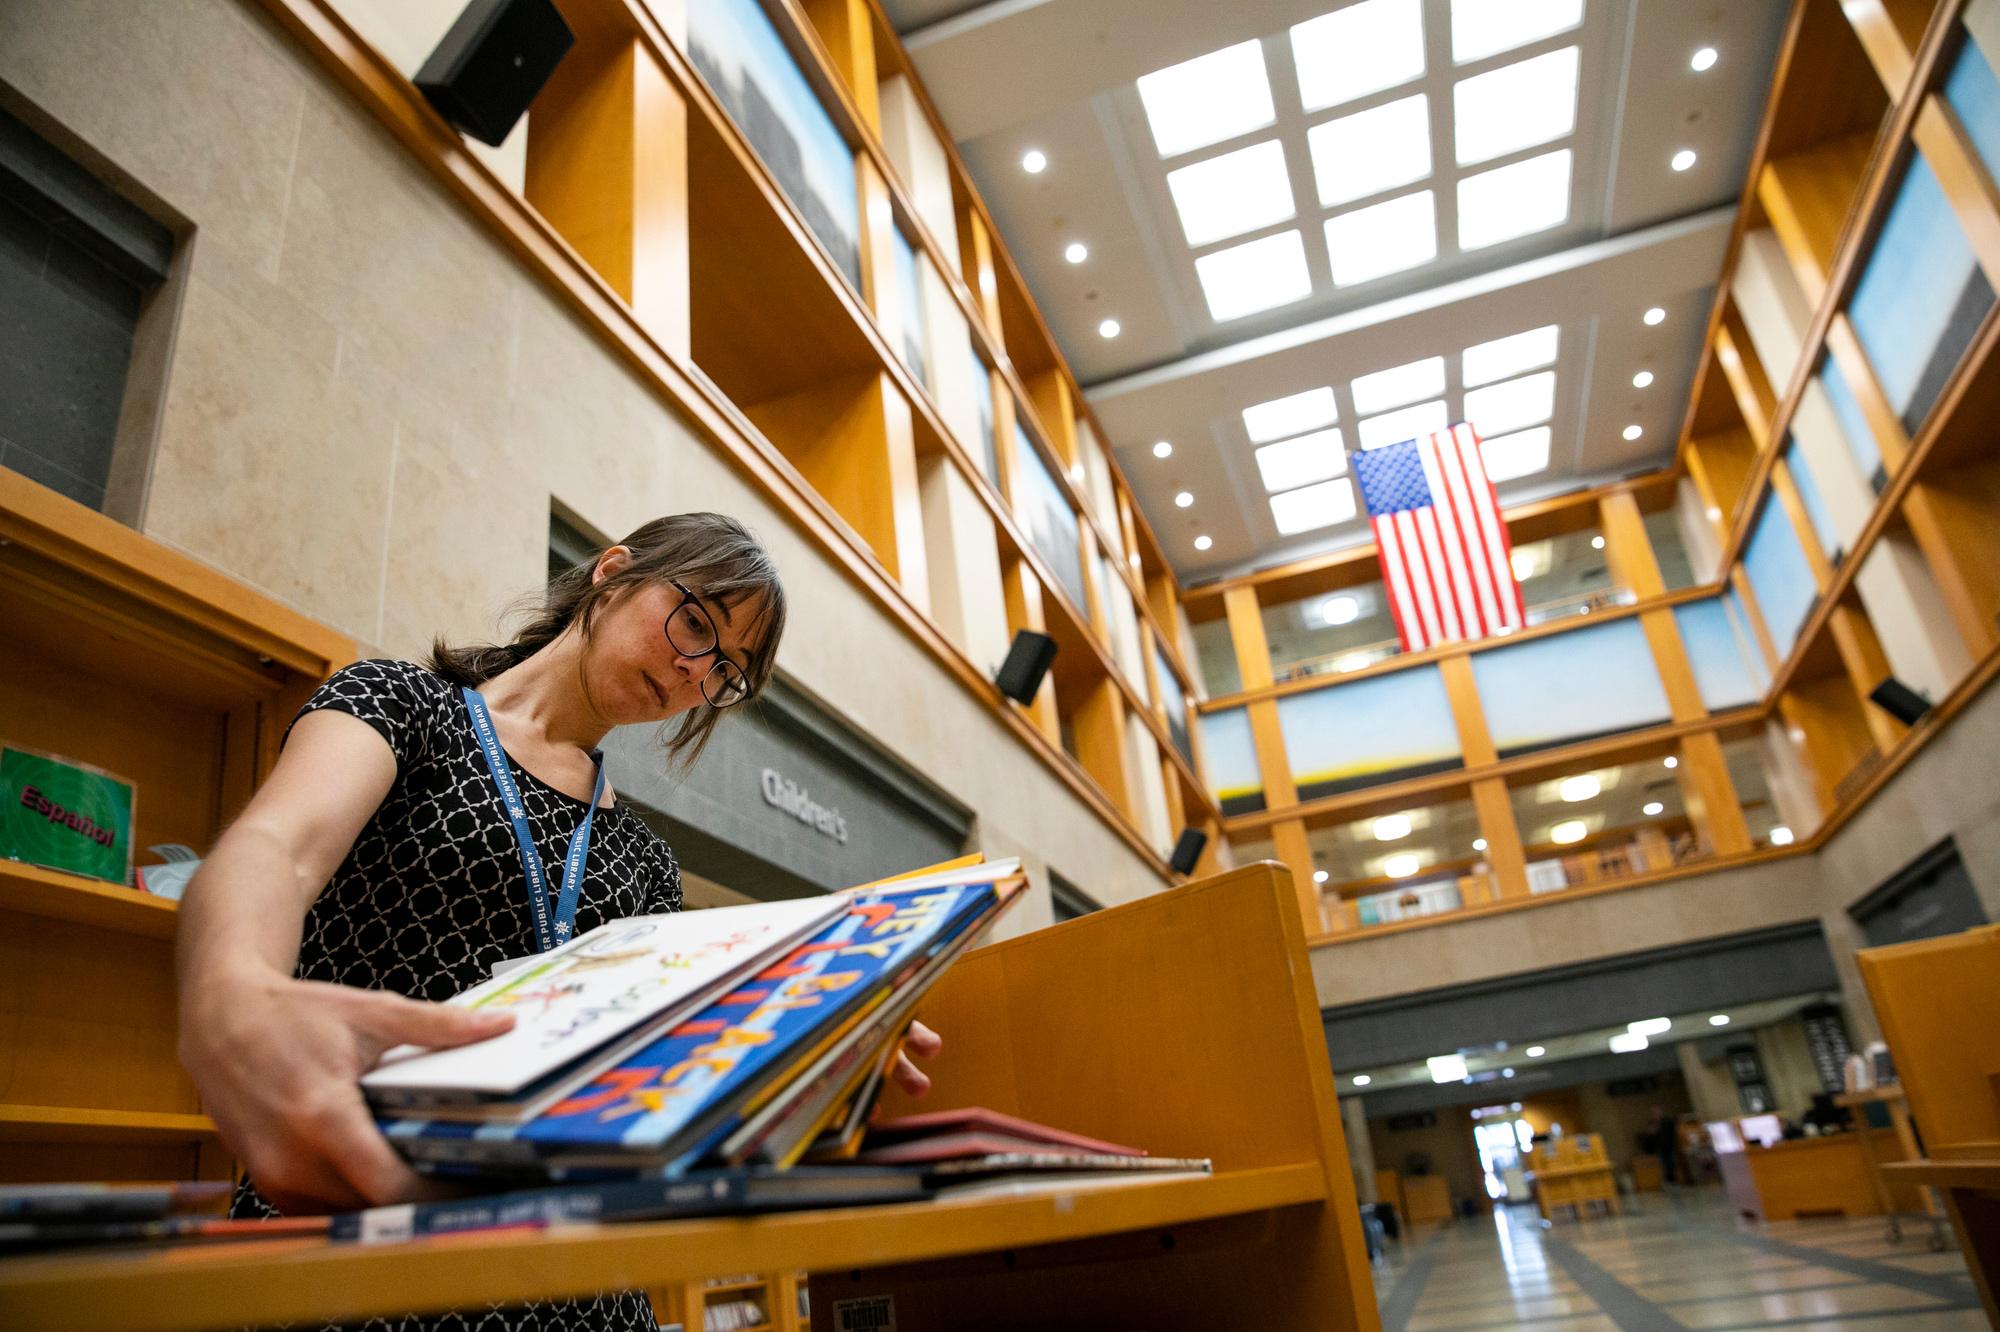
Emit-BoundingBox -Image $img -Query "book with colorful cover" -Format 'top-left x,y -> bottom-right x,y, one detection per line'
859,1107 -> 1146,1158
363,895 -> 845,1116
386,863 -> 1023,1175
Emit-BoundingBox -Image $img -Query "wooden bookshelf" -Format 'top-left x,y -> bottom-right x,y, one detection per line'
0,470 -> 355,1187
0,862 -> 1378,1331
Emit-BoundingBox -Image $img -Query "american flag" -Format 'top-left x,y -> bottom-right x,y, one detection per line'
1350,423 -> 1525,652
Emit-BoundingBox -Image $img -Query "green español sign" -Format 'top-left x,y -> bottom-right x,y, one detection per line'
0,746 -> 134,885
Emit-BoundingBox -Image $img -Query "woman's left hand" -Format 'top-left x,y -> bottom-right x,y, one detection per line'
889,1020 -> 943,1097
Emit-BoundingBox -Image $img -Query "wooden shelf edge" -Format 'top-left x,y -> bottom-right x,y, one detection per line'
0,863 -> 178,940
0,1105 -> 217,1144
0,1163 -> 1326,1332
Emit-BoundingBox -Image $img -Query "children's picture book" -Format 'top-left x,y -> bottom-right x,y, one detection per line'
860,1107 -> 1145,1159
0,1214 -> 329,1255
363,895 -> 846,1116
384,861 -> 1023,1176
0,1180 -> 232,1222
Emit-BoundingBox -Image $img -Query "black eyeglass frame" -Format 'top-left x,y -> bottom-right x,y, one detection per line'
665,580 -> 751,708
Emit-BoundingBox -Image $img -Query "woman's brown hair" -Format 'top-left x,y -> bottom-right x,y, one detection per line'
430,513 -> 786,767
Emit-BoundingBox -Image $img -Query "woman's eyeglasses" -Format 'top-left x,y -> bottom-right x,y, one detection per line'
665,581 -> 751,708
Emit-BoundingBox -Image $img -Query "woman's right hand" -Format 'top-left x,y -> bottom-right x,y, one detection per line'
179,964 -> 514,1215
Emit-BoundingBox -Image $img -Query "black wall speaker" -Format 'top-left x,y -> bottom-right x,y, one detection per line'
1168,828 -> 1207,876
995,630 -> 1058,705
415,0 -> 576,147
1868,676 -> 1932,725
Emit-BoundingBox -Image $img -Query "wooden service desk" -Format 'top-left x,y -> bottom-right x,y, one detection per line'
1716,1130 -> 1919,1222
0,862 -> 1382,1332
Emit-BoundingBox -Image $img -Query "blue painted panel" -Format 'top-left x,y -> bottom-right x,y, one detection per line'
1471,619 -> 1672,758
1202,707 -> 1261,814
1743,498 -> 1818,661
1674,597 -> 1762,712
1816,356 -> 1884,491
1784,442 -> 1842,564
1274,668 -> 1463,799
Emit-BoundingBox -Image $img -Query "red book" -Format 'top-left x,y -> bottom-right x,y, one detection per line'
861,1107 -> 1144,1159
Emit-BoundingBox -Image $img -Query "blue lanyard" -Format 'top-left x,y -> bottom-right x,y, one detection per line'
460,687 -> 606,952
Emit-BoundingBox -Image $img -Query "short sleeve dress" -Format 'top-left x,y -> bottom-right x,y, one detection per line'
229,659 -> 681,1332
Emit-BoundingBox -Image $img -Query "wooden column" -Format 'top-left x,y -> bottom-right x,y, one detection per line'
1778,678 -> 1877,814
1075,676 -> 1136,822
1902,478 -> 2000,659
1220,588 -> 1316,924
1027,371 -> 1079,472
1271,819 -> 1323,934
1598,491 -> 1665,599
1731,567 -> 1784,674
1678,732 -> 1753,856
1823,315 -> 1913,472
1715,312 -> 1778,448
1827,600 -> 1909,753
1914,96 -> 2000,294
525,37 -> 690,357
956,209 -> 1004,342
1001,555 -> 1060,743
1438,655 -> 1528,897
800,0 -> 880,130
855,153 -> 900,333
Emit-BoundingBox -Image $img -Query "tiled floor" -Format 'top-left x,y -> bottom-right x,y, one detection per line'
1370,1190 -> 1988,1331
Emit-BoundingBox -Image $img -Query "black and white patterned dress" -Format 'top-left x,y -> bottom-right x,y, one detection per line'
230,658 -> 681,1332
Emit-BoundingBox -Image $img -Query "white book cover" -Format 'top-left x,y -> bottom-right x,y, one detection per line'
362,896 -> 846,1100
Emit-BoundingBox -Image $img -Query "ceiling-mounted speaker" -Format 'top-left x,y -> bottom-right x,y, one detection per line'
995,630 -> 1058,705
415,0 -> 575,147
1168,828 -> 1207,876
1868,676 -> 1931,726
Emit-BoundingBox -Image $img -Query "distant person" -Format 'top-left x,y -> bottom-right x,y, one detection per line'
1638,1106 -> 1677,1184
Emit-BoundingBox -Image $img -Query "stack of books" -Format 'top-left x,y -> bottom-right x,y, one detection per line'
367,859 -> 1027,1182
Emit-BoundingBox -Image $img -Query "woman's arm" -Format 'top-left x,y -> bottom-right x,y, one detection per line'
176,709 -> 513,1214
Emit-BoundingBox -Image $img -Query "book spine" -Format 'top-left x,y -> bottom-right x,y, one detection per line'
332,1176 -> 747,1242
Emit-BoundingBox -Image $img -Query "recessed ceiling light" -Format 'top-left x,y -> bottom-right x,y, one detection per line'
1629,1017 -> 1673,1036
1383,851 -> 1422,878
1526,1045 -> 1546,1057
1590,535 -> 1606,549
1458,149 -> 1572,249
1503,1067 -> 1515,1078
1021,149 -> 1047,174
1551,819 -> 1589,844
1374,814 -> 1413,841
1453,47 -> 1580,166
1152,440 -> 1173,458
1358,398 -> 1449,450
1644,306 -> 1667,325
1484,426 -> 1552,483
1269,478 -> 1358,534
1609,1031 -> 1649,1053
1769,825 -> 1795,846
1473,837 -> 1489,851
1194,534 -> 1213,551
1623,424 -> 1644,440
1465,370 -> 1556,438
1307,93 -> 1431,207
1663,755 -> 1679,769
1099,318 -> 1121,338
1643,801 -> 1665,816
1633,370 -> 1655,388
1428,1053 -> 1469,1083
1292,0 -> 1426,113
1325,190 -> 1438,285
1255,428 -> 1349,492
1463,325 -> 1559,387
1708,1013 -> 1730,1027
1557,774 -> 1601,803
1691,47 -> 1718,72
1352,1073 -> 1372,1086
1195,229 -> 1314,321
1064,242 -> 1088,264
1671,148 -> 1698,172
1243,386 -> 1338,443
1352,357 -> 1446,415
1174,490 -> 1194,508
1137,40 -> 1275,157
1321,593 -> 1362,625
1313,869 -> 1330,883
1451,0 -> 1583,63
1166,139 -> 1296,246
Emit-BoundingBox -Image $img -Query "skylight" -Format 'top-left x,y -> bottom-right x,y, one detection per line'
1458,148 -> 1572,249
1270,478 -> 1359,534
1325,191 -> 1437,286
1166,140 -> 1296,246
1351,357 -> 1446,415
1244,386 -> 1338,442
1463,325 -> 1559,386
1481,425 -> 1553,482
1357,398 -> 1449,450
1291,0 -> 1425,114
1255,427 -> 1349,492
1137,40 -> 1276,158
1306,93 -> 1431,207
1453,47 -> 1579,166
1450,0 -> 1583,64
1195,230 -> 1313,321
1464,370 -> 1556,438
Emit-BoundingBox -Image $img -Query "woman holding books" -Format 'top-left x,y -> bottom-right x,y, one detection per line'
175,512 -> 939,1331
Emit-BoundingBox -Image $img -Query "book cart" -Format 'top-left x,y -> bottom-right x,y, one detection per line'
0,471 -> 353,1192
0,858 -> 1382,1331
